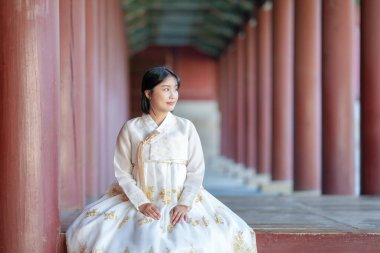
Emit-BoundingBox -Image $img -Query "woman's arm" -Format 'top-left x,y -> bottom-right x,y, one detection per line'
114,123 -> 150,210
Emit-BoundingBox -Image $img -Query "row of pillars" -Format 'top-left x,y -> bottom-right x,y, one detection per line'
0,0 -> 129,252
219,0 -> 380,195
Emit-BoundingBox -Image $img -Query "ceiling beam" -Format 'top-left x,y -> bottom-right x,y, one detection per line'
122,0 -> 256,57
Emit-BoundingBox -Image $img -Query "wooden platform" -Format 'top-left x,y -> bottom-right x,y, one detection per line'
59,196 -> 380,253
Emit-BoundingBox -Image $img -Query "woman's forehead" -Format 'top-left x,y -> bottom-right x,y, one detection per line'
157,76 -> 178,87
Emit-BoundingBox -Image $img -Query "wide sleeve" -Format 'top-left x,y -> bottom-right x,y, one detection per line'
114,123 -> 150,210
178,122 -> 205,207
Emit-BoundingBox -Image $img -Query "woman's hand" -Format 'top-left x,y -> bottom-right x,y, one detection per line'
170,205 -> 189,225
138,203 -> 161,220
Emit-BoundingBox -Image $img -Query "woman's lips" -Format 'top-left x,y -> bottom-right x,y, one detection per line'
167,102 -> 176,105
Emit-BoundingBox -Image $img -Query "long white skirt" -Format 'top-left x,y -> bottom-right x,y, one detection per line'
66,164 -> 257,253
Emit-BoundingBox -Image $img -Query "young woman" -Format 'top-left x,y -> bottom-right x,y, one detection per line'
66,66 -> 257,253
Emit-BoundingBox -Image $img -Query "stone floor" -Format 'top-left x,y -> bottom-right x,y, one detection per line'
220,195 -> 380,253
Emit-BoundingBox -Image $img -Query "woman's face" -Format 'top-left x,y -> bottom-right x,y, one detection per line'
146,76 -> 179,114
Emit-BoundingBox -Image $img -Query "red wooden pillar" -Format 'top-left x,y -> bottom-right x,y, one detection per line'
0,1 -> 60,252
294,0 -> 322,192
219,53 -> 228,157
245,20 -> 258,171
257,4 -> 273,175
227,45 -> 237,160
60,0 -> 86,209
225,48 -> 232,159
85,0 -> 101,201
223,53 -> 229,158
107,0 -> 130,186
272,0 -> 294,181
98,0 -> 109,192
361,0 -> 380,195
236,34 -> 246,165
322,0 -> 355,195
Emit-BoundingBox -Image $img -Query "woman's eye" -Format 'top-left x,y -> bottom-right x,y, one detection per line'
163,88 -> 169,92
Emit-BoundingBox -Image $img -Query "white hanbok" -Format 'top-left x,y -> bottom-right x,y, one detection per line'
66,112 -> 257,253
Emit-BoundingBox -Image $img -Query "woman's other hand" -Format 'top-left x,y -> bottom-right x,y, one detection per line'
138,203 -> 161,220
170,205 -> 189,225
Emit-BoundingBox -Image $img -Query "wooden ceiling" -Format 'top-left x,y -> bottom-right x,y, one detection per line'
121,0 -> 258,57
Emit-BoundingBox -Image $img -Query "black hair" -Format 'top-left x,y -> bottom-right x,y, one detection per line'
141,66 -> 181,114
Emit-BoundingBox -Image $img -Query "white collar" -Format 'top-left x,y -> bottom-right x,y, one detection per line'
142,112 -> 174,133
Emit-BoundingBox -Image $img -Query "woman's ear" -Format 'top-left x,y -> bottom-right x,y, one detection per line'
144,90 -> 151,100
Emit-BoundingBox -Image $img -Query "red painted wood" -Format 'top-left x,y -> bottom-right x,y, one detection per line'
361,0 -> 380,195
219,53 -> 228,157
245,21 -> 258,170
256,232 -> 380,253
59,0 -> 86,209
85,0 -> 102,199
294,0 -> 322,191
0,1 -> 60,252
353,6 -> 360,101
322,0 -> 356,195
175,47 -> 217,101
97,0 -> 109,193
58,232 -> 380,253
272,0 -> 294,181
236,35 -> 246,165
105,0 -> 130,188
257,6 -> 273,175
226,45 -> 238,161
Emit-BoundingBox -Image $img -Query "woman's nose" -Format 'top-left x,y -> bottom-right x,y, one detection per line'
169,90 -> 176,98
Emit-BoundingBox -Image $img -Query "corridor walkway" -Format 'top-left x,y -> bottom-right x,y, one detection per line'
204,159 -> 380,253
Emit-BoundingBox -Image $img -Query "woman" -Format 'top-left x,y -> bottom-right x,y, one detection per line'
66,66 -> 257,253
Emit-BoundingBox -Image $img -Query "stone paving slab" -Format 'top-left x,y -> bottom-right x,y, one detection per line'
218,195 -> 380,234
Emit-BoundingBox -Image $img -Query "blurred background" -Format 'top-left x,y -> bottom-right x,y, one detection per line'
1,0 -> 380,252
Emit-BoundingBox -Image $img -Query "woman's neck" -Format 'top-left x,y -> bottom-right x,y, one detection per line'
149,110 -> 167,126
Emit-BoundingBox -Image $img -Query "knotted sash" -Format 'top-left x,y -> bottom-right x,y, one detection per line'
137,130 -> 160,195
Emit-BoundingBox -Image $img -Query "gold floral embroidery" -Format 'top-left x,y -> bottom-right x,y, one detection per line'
146,186 -> 155,202
159,189 -> 172,205
167,224 -> 175,233
215,213 -> 224,224
104,211 -> 117,220
194,194 -> 203,203
233,231 -> 255,253
118,216 -> 129,228
138,217 -> 153,225
85,209 -> 98,217
187,218 -> 200,227
202,216 -> 209,227
186,216 -> 209,228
